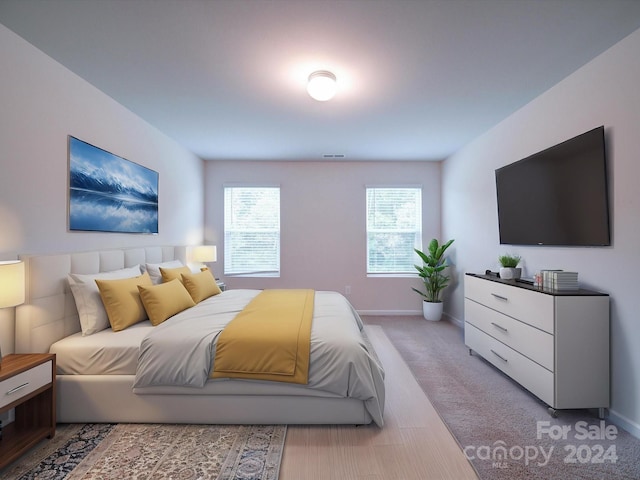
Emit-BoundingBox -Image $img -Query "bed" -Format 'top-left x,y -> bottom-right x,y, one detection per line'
15,246 -> 385,426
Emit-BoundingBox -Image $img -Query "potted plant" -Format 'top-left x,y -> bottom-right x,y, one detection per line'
412,238 -> 455,321
498,254 -> 522,280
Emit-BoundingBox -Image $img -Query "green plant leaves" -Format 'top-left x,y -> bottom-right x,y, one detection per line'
498,254 -> 521,268
413,238 -> 454,303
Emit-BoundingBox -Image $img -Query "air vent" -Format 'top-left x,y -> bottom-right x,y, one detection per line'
323,154 -> 345,158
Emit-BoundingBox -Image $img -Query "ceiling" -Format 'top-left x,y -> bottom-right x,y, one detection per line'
2,0 -> 640,162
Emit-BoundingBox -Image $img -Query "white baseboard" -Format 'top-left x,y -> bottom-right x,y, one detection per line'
356,311 -> 466,328
357,310 -> 421,316
444,312 -> 464,328
608,408 -> 640,440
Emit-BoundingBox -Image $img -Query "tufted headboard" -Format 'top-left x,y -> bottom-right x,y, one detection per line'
15,246 -> 187,353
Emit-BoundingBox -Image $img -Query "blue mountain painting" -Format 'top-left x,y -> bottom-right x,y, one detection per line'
69,137 -> 158,233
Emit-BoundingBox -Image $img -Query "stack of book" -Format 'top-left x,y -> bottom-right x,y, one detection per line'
541,270 -> 561,289
543,270 -> 580,291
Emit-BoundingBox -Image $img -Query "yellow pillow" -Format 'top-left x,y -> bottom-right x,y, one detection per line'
182,270 -> 222,303
95,272 -> 152,332
159,266 -> 192,283
138,279 -> 195,326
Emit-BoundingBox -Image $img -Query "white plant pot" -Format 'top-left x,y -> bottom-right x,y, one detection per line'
422,301 -> 443,321
499,267 -> 521,280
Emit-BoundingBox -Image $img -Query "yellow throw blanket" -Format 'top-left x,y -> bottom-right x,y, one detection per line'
211,289 -> 314,384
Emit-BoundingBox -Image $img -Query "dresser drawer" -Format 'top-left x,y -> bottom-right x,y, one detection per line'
0,361 -> 52,409
465,323 -> 554,406
465,275 -> 554,333
465,298 -> 554,370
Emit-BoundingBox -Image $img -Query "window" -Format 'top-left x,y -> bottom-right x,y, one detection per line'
224,186 -> 280,276
366,187 -> 422,274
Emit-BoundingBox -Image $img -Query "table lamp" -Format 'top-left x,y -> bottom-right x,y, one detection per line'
188,245 -> 217,275
0,260 -> 25,367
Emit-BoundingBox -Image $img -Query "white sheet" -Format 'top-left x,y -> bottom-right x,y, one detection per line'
134,289 -> 386,426
50,322 -> 154,375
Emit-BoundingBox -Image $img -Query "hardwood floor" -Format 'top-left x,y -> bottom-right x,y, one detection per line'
279,325 -> 478,480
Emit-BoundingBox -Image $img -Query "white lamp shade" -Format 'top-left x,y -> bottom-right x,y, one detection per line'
307,70 -> 337,101
190,245 -> 217,263
0,260 -> 25,308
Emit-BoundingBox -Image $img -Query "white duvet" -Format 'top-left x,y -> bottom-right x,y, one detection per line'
133,289 -> 386,426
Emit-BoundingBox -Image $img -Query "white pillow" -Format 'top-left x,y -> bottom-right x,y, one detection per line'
68,265 -> 142,335
143,260 -> 184,284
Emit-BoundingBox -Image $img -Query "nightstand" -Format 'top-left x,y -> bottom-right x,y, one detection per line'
0,353 -> 56,469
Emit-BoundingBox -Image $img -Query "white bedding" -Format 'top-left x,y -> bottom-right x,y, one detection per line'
50,288 -> 386,426
50,322 -> 154,375
135,289 -> 385,426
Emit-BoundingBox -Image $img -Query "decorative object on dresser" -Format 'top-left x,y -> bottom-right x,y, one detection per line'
548,270 -> 579,291
413,238 -> 455,321
0,353 -> 56,469
0,260 -> 25,364
464,273 -> 609,418
497,253 -> 522,280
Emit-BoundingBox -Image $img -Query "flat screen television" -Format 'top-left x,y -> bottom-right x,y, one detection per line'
495,126 -> 610,246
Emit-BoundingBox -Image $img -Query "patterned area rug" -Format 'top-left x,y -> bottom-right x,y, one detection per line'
0,423 -> 286,480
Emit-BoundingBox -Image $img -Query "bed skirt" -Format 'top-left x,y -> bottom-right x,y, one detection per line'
57,375 -> 373,425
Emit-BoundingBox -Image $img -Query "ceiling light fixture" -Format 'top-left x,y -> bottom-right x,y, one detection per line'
307,70 -> 337,101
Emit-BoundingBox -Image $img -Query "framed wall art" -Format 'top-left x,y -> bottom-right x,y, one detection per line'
68,136 -> 159,234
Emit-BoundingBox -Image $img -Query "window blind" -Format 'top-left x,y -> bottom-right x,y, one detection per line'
224,187 -> 280,276
366,187 -> 422,274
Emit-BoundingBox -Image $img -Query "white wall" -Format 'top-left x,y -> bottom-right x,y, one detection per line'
0,24 -> 205,353
442,28 -> 640,436
204,160 -> 442,312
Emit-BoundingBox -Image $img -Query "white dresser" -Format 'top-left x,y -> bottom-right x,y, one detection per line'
464,273 -> 609,417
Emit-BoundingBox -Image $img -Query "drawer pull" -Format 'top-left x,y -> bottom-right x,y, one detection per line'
6,382 -> 29,395
491,322 -> 508,333
490,350 -> 508,363
491,293 -> 508,301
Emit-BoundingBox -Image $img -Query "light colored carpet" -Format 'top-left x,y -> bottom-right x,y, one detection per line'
365,315 -> 640,480
0,423 -> 286,480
